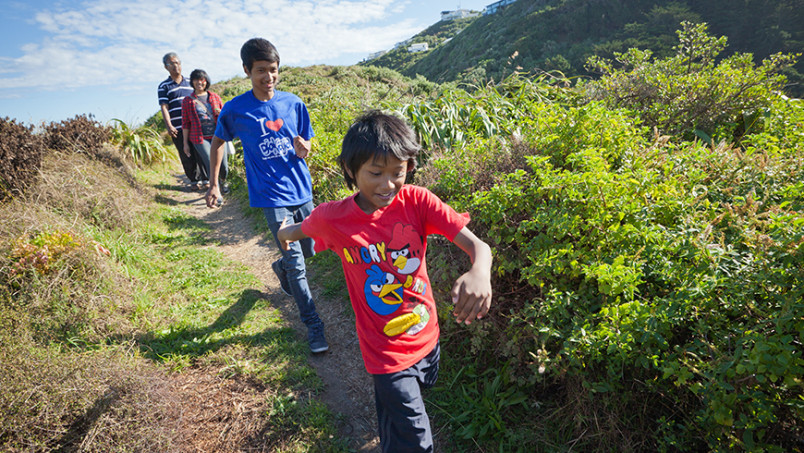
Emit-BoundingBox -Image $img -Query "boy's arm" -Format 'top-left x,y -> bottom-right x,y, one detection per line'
451,226 -> 493,325
293,136 -> 311,158
204,136 -> 226,208
276,219 -> 310,251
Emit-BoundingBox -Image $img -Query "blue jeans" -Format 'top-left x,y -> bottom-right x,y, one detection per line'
193,138 -> 228,183
263,202 -> 322,331
372,342 -> 440,453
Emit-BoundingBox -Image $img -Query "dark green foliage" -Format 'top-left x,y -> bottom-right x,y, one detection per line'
0,117 -> 45,200
583,22 -> 798,140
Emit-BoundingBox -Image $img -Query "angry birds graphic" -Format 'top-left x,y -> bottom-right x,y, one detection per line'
364,264 -> 404,316
387,223 -> 423,275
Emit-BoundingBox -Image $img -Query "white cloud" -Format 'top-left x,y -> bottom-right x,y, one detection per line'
0,0 -> 421,92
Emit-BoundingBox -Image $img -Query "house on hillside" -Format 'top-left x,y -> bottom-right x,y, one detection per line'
440,8 -> 481,21
363,50 -> 387,62
407,42 -> 429,53
484,0 -> 517,15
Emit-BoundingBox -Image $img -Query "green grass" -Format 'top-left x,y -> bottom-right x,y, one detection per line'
0,152 -> 347,452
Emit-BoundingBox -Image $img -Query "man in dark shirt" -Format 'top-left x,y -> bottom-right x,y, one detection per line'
158,52 -> 201,189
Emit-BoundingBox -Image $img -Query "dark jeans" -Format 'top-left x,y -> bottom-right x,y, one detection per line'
171,130 -> 203,182
263,202 -> 322,331
373,342 -> 440,453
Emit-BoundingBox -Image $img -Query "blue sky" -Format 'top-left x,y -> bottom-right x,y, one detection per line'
0,0 -> 491,127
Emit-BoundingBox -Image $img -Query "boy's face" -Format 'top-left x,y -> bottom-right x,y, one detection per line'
244,60 -> 279,101
349,155 -> 409,214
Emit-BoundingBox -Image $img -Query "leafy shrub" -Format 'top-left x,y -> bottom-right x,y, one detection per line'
44,114 -> 112,155
583,22 -> 798,141
0,117 -> 45,201
109,119 -> 173,165
8,230 -> 82,278
414,65 -> 803,450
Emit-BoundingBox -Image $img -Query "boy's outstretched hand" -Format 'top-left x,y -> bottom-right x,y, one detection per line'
451,227 -> 493,325
451,269 -> 492,325
277,217 -> 307,251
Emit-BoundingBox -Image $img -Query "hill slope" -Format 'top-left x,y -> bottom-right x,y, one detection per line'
365,0 -> 804,95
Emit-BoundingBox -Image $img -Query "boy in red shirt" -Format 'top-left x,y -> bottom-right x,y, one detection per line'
277,110 -> 492,452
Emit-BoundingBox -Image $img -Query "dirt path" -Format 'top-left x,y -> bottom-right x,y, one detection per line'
164,175 -> 380,452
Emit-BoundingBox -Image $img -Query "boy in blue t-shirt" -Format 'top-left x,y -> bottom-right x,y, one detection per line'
204,38 -> 327,353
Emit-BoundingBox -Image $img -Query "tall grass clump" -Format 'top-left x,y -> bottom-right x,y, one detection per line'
109,119 -> 173,165
414,26 -> 803,452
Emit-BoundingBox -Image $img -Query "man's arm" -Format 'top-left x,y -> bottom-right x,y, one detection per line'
450,227 -> 493,325
204,136 -> 226,208
160,104 -> 178,138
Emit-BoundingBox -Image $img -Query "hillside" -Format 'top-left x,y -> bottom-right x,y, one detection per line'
2,27 -> 803,451
364,0 -> 804,96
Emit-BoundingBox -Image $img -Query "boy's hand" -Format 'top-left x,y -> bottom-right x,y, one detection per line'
205,185 -> 222,208
293,136 -> 311,158
451,268 -> 492,325
276,218 -> 294,251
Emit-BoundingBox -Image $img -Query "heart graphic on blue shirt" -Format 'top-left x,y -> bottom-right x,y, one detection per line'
265,118 -> 284,131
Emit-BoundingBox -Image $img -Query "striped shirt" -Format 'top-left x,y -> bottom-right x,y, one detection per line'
157,75 -> 193,129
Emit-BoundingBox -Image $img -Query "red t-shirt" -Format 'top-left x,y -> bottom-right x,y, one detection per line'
302,185 -> 470,374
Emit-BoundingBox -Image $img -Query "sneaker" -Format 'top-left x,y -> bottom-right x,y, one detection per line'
308,325 -> 329,353
271,259 -> 292,297
221,182 -> 230,194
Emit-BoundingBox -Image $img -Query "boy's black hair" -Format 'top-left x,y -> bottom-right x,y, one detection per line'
240,38 -> 280,71
338,110 -> 420,190
189,69 -> 212,91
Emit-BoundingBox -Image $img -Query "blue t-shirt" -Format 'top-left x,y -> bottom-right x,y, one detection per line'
215,90 -> 315,208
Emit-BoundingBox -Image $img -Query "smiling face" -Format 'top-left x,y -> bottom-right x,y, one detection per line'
244,60 -> 279,101
349,155 -> 409,214
191,77 -> 207,94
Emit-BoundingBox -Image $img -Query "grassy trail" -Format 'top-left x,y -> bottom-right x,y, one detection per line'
149,169 -> 380,452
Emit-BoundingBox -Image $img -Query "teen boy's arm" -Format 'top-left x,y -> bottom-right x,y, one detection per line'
451,227 -> 493,325
204,136 -> 227,208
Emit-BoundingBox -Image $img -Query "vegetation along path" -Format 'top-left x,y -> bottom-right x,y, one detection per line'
162,172 -> 380,452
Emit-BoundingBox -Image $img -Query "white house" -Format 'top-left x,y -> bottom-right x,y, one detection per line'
407,42 -> 429,53
484,0 -> 517,15
365,50 -> 387,61
440,9 -> 481,21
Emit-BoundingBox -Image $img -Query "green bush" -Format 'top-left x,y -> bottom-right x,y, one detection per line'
583,22 -> 799,142
416,68 -> 803,450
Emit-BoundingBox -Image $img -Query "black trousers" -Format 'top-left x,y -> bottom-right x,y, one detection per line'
171,129 -> 204,182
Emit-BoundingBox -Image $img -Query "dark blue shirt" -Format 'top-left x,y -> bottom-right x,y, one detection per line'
157,76 -> 193,129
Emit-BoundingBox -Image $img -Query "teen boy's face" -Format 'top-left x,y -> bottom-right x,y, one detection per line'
350,156 -> 409,215
244,60 -> 279,101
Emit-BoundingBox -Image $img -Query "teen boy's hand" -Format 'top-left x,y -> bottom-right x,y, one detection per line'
451,227 -> 493,325
205,185 -> 222,208
293,136 -> 311,158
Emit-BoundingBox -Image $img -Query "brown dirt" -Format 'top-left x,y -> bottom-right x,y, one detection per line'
161,174 -> 380,452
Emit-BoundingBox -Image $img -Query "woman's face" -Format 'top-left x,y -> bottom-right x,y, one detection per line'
192,78 -> 207,93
